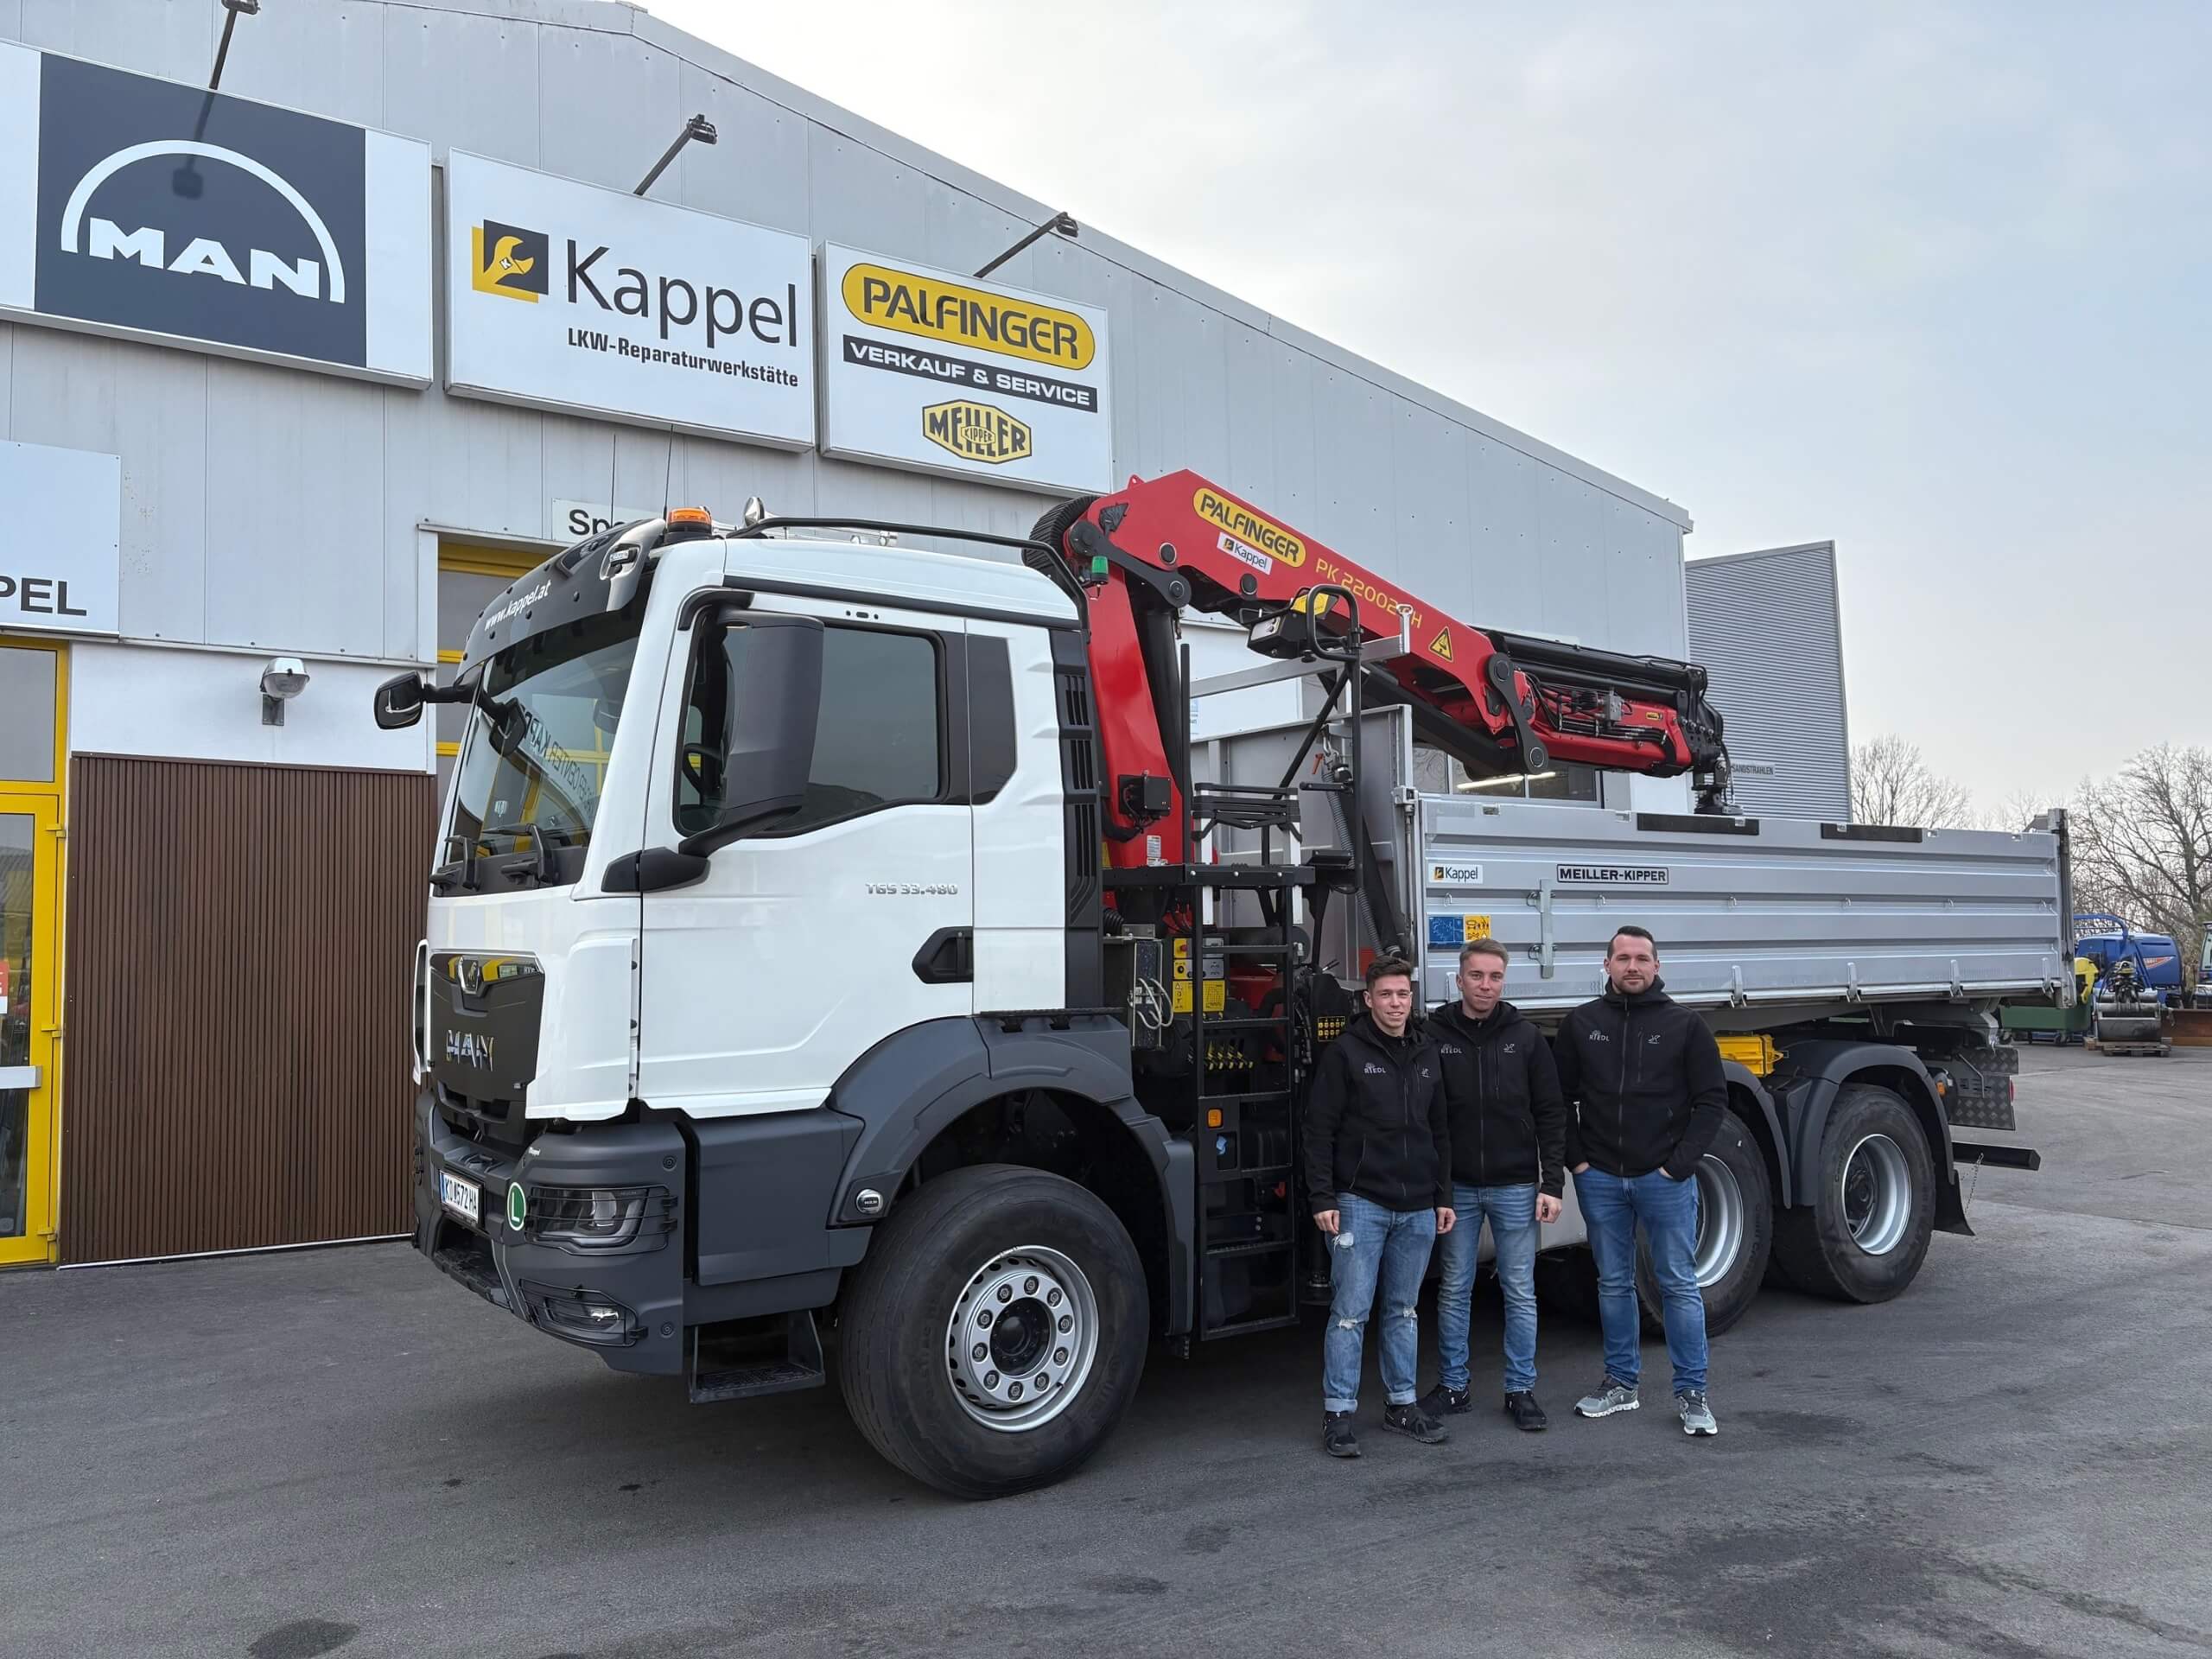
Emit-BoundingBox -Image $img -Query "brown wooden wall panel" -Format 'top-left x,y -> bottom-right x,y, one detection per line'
60,755 -> 434,1263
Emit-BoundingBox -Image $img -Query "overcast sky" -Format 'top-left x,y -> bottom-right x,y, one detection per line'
661,0 -> 2209,808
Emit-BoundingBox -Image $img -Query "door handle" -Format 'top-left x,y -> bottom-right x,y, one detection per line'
0,1065 -> 40,1090
912,927 -> 974,985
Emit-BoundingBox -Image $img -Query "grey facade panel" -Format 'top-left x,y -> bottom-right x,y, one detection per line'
1685,542 -> 1850,821
1,0 -> 1694,682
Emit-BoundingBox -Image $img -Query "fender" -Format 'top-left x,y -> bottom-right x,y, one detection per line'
1769,1040 -> 1968,1236
824,1014 -> 1196,1335
1719,1060 -> 1792,1209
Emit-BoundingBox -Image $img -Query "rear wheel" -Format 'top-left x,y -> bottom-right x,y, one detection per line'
836,1165 -> 1147,1498
1636,1112 -> 1773,1338
1771,1084 -> 1936,1303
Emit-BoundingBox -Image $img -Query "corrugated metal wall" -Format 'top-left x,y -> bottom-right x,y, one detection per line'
1685,543 -> 1851,821
60,756 -> 431,1263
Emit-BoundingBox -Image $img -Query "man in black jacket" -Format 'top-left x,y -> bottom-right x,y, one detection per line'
1416,938 -> 1567,1431
1557,925 -> 1726,1436
1305,953 -> 1456,1459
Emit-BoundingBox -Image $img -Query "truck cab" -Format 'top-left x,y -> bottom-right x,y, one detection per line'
396,513 -> 1098,1386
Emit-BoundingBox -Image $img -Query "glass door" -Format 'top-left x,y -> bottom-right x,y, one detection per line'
0,794 -> 58,1266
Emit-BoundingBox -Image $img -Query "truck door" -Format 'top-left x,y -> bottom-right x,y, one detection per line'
634,595 -> 977,1116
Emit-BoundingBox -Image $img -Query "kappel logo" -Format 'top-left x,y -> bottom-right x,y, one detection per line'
471,220 -> 548,302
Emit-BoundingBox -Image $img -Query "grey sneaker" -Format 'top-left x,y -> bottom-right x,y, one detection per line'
1677,1391 -> 1718,1436
1573,1377 -> 1641,1418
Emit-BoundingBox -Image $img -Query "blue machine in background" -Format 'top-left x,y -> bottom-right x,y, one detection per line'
2071,913 -> 2185,1002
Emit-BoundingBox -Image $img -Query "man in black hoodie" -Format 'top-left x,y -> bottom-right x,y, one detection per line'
1305,953 -> 1455,1459
1556,925 -> 1726,1437
1417,938 -> 1567,1432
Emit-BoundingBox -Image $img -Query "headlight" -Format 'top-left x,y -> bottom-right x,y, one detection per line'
525,1185 -> 675,1252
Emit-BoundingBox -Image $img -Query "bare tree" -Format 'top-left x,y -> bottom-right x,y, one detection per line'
2069,746 -> 2212,972
1850,735 -> 1977,828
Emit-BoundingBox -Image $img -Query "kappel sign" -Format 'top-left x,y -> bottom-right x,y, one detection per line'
0,43 -> 430,383
819,245 -> 1113,492
0,441 -> 122,638
444,152 -> 815,448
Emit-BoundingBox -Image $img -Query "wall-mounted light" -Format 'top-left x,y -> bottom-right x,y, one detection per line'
209,0 -> 260,91
260,656 -> 310,727
975,211 -> 1077,280
635,114 -> 718,196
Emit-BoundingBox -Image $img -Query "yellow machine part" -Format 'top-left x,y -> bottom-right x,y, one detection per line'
1715,1033 -> 1779,1077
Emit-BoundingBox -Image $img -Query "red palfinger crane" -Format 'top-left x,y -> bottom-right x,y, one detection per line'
1030,470 -> 1732,869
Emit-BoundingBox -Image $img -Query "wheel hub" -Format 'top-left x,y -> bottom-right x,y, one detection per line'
1841,1134 -> 1912,1255
945,1245 -> 1098,1432
1692,1154 -> 1745,1287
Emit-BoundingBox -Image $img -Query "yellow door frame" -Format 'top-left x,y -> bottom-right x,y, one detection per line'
0,637 -> 66,1268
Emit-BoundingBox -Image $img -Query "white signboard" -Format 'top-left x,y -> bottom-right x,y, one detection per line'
818,244 -> 1112,492
445,152 -> 814,447
551,498 -> 661,542
0,42 -> 430,385
0,441 -> 121,635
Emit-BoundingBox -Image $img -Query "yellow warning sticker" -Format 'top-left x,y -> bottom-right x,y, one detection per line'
1171,979 -> 1228,1014
1430,627 -> 1453,661
1465,914 -> 1491,941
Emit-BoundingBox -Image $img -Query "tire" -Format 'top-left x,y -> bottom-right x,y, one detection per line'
1771,1084 -> 1936,1304
836,1164 -> 1147,1499
1636,1112 -> 1774,1338
1533,1243 -> 1602,1325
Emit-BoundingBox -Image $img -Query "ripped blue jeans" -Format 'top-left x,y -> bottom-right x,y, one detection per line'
1322,1192 -> 1438,1414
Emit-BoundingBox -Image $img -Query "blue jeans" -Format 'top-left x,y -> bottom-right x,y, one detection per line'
1573,1166 -> 1708,1395
1434,1182 -> 1540,1395
1322,1193 -> 1438,1414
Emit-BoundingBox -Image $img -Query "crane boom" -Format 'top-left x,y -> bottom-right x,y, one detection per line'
1035,470 -> 1732,868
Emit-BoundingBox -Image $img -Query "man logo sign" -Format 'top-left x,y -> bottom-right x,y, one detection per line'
60,141 -> 346,303
0,45 -> 430,382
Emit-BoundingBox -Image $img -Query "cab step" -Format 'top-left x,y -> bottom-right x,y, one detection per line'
688,1310 -> 825,1403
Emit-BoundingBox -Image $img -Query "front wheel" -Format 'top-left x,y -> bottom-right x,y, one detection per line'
836,1164 -> 1147,1498
1771,1084 -> 1936,1303
1636,1112 -> 1774,1338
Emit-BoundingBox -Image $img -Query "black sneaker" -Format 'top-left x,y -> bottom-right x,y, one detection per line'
1418,1383 -> 1473,1418
1382,1402 -> 1449,1445
1323,1411 -> 1361,1459
1503,1390 -> 1549,1432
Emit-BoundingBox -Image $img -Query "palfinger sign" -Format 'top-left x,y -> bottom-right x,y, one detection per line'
819,244 -> 1113,492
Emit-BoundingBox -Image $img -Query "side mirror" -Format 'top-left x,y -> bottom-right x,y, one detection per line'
678,612 -> 823,856
373,671 -> 427,730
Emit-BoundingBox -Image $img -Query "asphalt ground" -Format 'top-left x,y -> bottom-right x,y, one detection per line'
3,1046 -> 2209,1659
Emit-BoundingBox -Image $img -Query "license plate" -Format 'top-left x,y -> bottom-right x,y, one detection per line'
439,1170 -> 480,1226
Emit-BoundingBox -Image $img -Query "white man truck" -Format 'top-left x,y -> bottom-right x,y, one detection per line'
377,475 -> 2059,1497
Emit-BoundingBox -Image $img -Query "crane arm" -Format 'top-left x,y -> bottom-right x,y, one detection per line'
1037,470 -> 1731,868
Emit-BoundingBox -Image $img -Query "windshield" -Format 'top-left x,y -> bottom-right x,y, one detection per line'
443,607 -> 640,882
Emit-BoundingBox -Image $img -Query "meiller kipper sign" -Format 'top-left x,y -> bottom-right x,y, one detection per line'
819,244 -> 1113,492
445,151 -> 815,447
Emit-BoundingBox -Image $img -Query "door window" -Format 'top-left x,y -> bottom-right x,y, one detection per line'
677,623 -> 944,838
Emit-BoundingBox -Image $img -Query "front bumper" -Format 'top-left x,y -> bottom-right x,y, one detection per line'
412,1089 -> 687,1376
